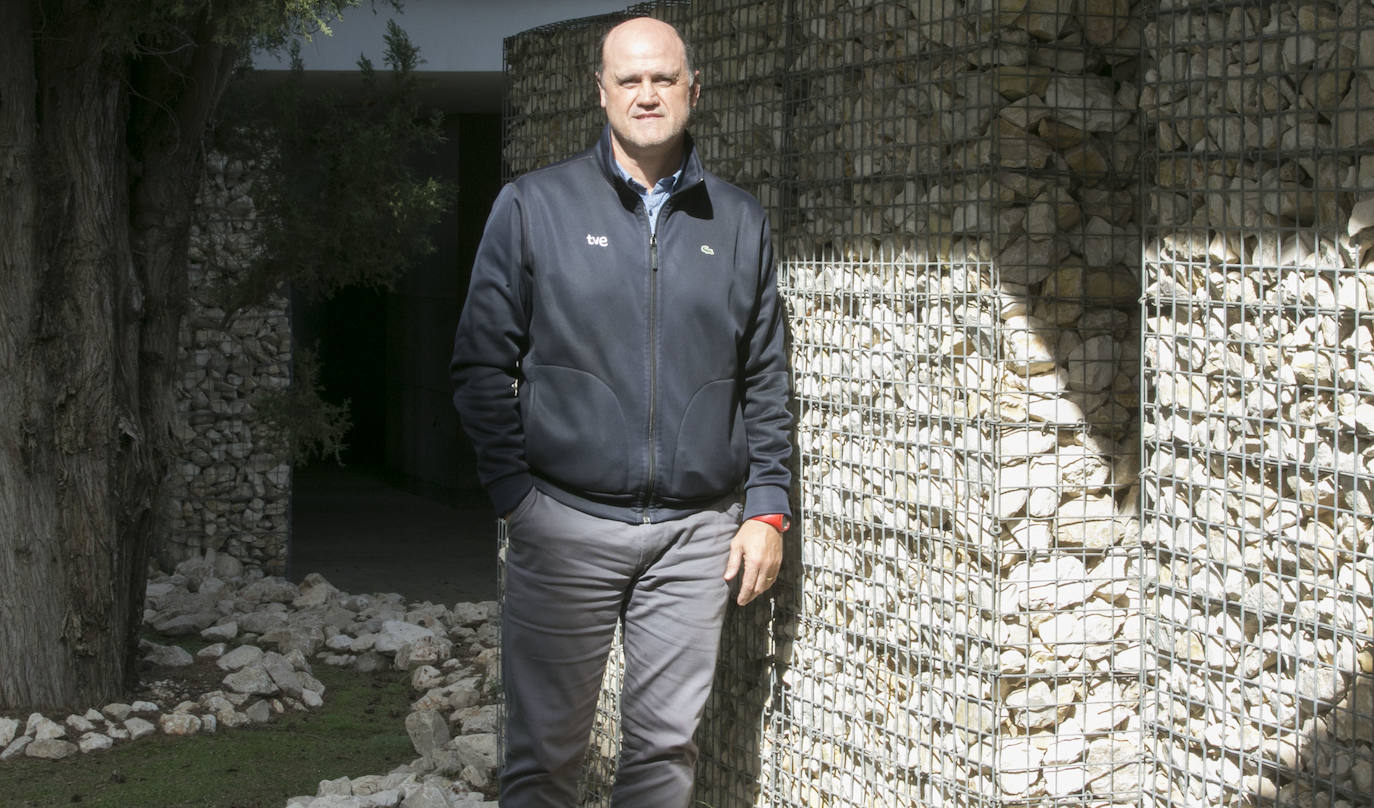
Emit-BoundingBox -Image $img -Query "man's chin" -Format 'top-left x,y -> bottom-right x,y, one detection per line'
613,127 -> 682,154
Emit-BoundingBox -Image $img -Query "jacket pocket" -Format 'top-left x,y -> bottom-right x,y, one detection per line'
668,378 -> 747,498
522,365 -> 630,493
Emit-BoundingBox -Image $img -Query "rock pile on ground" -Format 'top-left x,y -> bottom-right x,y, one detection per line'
0,555 -> 502,808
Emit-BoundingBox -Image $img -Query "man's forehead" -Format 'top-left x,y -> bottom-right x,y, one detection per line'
602,19 -> 686,64
608,60 -> 683,78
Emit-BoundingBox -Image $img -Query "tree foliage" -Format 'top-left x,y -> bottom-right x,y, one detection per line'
215,18 -> 451,313
256,349 -> 353,465
211,19 -> 451,462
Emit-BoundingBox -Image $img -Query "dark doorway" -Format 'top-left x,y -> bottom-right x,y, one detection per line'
287,110 -> 505,601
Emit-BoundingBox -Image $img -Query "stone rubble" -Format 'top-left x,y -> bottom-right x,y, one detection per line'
1140,2 -> 1374,805
0,555 -> 500,808
165,150 -> 292,575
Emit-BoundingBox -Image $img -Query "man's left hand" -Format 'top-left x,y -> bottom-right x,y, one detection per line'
723,519 -> 783,606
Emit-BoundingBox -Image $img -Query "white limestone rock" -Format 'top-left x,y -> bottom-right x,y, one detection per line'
28,714 -> 64,741
375,621 -> 436,654
244,700 -> 273,724
217,644 -> 265,671
400,783 -> 453,808
25,738 -> 78,759
456,705 -> 501,736
102,702 -> 133,722
451,733 -> 500,774
152,610 -> 222,636
405,709 -> 451,759
144,643 -> 195,667
224,664 -> 279,696
260,623 -> 326,657
78,732 -> 114,753
197,642 -> 228,660
1,736 -> 32,761
294,573 -> 341,608
202,622 -> 239,641
238,607 -> 290,635
297,797 -> 364,808
261,651 -> 305,697
65,714 -> 96,735
160,714 -> 202,736
449,602 -> 497,628
239,577 -> 301,605
326,633 -> 356,652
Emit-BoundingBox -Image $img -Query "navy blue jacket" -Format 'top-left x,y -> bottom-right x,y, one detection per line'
451,126 -> 792,524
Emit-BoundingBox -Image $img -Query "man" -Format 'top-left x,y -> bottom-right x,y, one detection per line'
450,17 -> 791,807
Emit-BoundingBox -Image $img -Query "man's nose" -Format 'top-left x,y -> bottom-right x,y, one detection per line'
634,80 -> 660,104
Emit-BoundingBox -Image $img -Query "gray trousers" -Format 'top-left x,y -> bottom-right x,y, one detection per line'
499,488 -> 741,808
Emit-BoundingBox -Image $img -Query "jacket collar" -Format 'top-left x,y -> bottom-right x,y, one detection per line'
595,124 -> 705,196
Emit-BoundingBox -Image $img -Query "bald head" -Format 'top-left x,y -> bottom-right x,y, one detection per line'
598,17 -> 695,87
595,15 -> 700,185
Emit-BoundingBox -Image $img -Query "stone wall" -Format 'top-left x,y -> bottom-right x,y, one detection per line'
165,152 -> 292,575
503,1 -> 1374,807
778,0 -> 1145,804
1140,1 -> 1374,804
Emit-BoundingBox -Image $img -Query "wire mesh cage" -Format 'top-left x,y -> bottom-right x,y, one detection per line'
1140,1 -> 1374,805
171,152 -> 293,575
498,1 -> 1374,806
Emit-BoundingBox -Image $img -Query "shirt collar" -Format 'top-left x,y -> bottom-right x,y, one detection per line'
613,155 -> 685,196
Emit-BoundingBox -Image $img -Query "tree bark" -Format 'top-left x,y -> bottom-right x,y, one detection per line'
0,2 -> 237,712
0,0 -> 130,712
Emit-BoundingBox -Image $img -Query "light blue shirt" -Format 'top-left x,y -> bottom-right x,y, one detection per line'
614,160 -> 683,236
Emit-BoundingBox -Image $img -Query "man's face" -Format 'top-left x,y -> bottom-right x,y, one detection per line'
597,20 -> 699,157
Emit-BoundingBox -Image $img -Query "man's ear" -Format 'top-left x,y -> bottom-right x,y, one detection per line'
595,72 -> 607,108
690,71 -> 701,107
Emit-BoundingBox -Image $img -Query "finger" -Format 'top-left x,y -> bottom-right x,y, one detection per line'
723,542 -> 744,582
737,559 -> 763,606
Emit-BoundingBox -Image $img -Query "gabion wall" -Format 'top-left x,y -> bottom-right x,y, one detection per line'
502,1 -> 1374,806
165,151 -> 292,575
1140,1 -> 1374,806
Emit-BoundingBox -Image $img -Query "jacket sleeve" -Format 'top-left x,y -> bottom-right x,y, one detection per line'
739,214 -> 794,522
450,184 -> 534,516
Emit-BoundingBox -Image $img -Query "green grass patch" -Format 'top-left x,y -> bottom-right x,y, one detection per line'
0,663 -> 415,808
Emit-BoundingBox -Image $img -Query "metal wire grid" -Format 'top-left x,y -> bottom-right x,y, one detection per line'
777,5 -> 1002,806
777,0 -> 1147,805
1141,0 -> 1374,805
500,0 -> 1154,805
782,244 -> 1004,808
986,0 -> 1150,798
172,175 -> 293,575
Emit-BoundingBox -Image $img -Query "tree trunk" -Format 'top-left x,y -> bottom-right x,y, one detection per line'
0,2 -> 237,712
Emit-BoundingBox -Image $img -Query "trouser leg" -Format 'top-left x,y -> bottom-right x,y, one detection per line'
611,503 -> 740,808
500,490 -> 632,807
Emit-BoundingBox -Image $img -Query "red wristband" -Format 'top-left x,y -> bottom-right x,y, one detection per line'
748,513 -> 789,532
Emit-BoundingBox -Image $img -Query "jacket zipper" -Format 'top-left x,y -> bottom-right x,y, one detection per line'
644,228 -> 658,524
